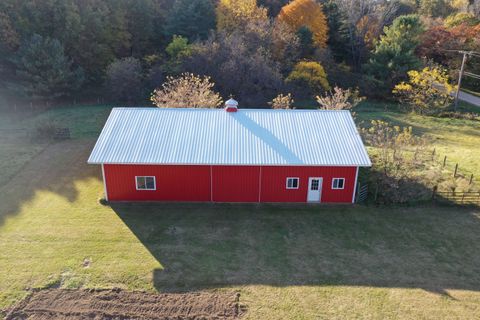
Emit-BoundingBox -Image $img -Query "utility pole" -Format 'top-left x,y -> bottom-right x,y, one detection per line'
454,51 -> 468,111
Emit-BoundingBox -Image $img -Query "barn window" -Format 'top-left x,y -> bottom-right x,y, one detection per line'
332,178 -> 345,190
286,177 -> 299,189
136,176 -> 156,190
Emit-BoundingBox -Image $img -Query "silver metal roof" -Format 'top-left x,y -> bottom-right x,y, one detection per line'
88,108 -> 371,166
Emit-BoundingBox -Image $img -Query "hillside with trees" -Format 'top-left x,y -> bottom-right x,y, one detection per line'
0,0 -> 479,109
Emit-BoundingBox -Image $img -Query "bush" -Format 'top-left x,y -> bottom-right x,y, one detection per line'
33,121 -> 57,140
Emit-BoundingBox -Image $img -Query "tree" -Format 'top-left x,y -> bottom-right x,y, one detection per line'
333,0 -> 400,69
365,14 -> 424,93
444,12 -> 479,28
164,35 -> 193,74
316,86 -> 364,110
418,0 -> 453,17
286,61 -> 330,95
105,57 -> 144,103
216,0 -> 269,32
278,0 -> 329,48
151,72 -> 223,108
393,66 -> 454,114
14,34 -> 83,99
296,26 -> 315,58
183,30 -> 285,106
258,0 -> 290,16
269,93 -> 294,109
416,24 -> 480,90
165,0 -> 216,41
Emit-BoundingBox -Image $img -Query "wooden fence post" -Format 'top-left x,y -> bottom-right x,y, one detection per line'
431,185 -> 437,201
443,156 -> 447,167
454,163 -> 458,177
469,174 -> 473,185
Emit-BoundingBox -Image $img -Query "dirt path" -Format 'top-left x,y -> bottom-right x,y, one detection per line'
5,289 -> 245,320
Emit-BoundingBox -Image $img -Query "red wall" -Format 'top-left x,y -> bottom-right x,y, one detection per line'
103,164 -> 357,203
260,166 -> 357,203
212,166 -> 260,202
104,164 -> 211,201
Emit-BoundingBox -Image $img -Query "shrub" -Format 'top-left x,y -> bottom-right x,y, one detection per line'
33,121 -> 57,140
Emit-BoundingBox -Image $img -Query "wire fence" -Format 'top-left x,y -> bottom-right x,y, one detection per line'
356,147 -> 479,206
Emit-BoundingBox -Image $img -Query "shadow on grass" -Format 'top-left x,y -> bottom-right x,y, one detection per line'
0,140 -> 101,227
112,202 -> 480,296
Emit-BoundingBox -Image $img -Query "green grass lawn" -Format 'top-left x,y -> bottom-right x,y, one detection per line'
1,104 -> 480,319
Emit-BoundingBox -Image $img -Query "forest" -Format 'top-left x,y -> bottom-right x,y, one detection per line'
0,0 -> 479,109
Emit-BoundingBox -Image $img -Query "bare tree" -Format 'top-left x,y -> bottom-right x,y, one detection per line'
335,0 -> 399,69
151,73 -> 223,108
316,86 -> 364,110
269,93 -> 294,109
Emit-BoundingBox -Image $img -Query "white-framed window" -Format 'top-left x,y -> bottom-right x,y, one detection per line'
136,176 -> 156,190
332,178 -> 345,190
286,177 -> 299,189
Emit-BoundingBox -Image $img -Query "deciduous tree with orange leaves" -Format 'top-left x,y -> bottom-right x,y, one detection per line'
277,0 -> 328,48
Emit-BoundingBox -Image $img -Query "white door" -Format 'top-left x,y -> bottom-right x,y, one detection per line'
307,177 -> 322,202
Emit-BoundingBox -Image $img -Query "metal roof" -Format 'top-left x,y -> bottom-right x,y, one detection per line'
88,108 -> 371,166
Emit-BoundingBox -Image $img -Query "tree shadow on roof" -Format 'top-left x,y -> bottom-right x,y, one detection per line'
111,201 -> 480,296
233,112 -> 303,164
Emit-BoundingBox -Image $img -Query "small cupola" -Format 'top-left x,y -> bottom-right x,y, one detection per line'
225,98 -> 238,112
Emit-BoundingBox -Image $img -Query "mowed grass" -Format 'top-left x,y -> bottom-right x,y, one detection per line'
1,104 -> 480,318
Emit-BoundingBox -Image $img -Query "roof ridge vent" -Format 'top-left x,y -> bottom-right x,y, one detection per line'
225,98 -> 238,112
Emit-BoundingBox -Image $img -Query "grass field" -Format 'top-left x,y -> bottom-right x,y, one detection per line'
1,103 -> 480,319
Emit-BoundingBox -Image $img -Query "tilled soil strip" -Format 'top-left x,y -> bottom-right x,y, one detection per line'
5,288 -> 245,320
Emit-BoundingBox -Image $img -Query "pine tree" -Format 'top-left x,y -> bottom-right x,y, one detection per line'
14,34 -> 84,99
165,0 -> 216,41
365,15 -> 424,93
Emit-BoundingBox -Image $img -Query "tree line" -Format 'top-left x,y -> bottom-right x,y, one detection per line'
0,0 -> 479,109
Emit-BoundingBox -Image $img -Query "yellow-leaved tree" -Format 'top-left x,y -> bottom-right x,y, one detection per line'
393,66 -> 454,114
286,61 -> 330,93
216,0 -> 268,32
277,0 -> 328,48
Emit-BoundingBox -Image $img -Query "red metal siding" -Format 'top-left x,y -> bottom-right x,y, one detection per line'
103,164 -> 357,203
212,166 -> 260,202
260,166 -> 357,203
104,164 -> 211,201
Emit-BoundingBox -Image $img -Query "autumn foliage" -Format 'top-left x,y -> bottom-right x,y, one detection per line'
278,0 -> 328,48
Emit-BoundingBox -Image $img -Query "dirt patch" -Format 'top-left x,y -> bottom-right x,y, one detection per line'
5,288 -> 245,320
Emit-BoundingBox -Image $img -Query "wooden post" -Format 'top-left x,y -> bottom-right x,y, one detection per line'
461,193 -> 465,204
443,156 -> 447,167
469,174 -> 473,185
454,163 -> 458,177
432,185 -> 437,201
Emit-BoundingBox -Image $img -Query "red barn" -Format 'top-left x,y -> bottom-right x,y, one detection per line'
88,100 -> 371,203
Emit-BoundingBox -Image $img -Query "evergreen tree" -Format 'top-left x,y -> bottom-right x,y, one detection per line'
165,0 -> 216,41
365,14 -> 424,93
14,34 -> 84,99
296,26 -> 315,59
